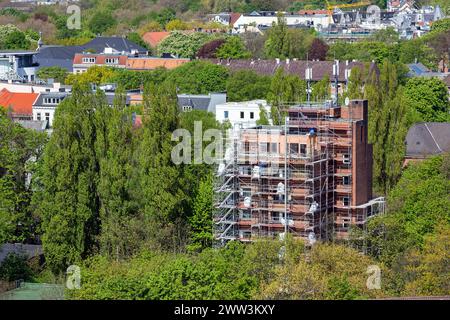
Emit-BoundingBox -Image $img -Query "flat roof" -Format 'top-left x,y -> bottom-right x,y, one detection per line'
0,50 -> 37,56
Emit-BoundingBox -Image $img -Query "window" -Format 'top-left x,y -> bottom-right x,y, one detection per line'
270,142 -> 278,153
182,105 -> 192,112
343,154 -> 351,164
45,113 -> 50,122
244,141 -> 250,152
250,112 -> 254,119
242,188 -> 252,197
224,110 -> 229,119
343,197 -> 350,207
105,58 -> 119,64
82,57 -> 96,63
37,113 -> 41,121
259,142 -> 268,153
240,210 -> 251,220
343,176 -> 350,185
289,143 -> 299,154
240,111 -> 244,119
300,144 -> 307,156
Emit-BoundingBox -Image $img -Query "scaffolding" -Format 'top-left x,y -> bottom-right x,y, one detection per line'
214,100 -> 385,245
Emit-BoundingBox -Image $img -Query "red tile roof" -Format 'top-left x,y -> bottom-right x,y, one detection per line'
0,89 -> 38,116
142,31 -> 171,48
73,53 -> 128,66
230,13 -> 242,26
126,58 -> 190,70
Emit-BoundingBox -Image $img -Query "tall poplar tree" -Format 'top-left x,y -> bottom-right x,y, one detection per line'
36,85 -> 103,271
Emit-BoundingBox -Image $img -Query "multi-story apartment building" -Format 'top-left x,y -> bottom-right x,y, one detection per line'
214,99 -> 384,245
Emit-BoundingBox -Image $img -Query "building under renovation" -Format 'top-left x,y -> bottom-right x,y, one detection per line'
214,99 -> 385,245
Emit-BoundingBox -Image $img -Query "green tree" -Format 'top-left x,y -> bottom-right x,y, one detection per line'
311,74 -> 330,101
403,77 -> 450,123
264,13 -> 290,59
267,68 -> 307,125
88,11 -> 116,35
36,66 -> 68,83
0,253 -> 33,281
139,83 -> 189,251
0,110 -> 46,244
216,36 -> 251,59
188,176 -> 213,252
165,60 -> 229,94
35,85 -> 104,272
226,70 -> 271,102
158,31 -> 221,59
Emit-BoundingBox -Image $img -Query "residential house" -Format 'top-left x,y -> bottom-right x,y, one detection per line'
215,99 -> 271,129
35,36 -> 148,73
177,92 -> 227,113
0,88 -> 38,121
72,53 -> 128,74
0,51 -> 38,82
32,92 -> 68,127
232,11 -> 329,33
404,122 -> 450,166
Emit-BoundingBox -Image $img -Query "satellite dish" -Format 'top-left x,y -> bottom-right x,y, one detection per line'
344,97 -> 350,106
277,182 -> 285,194
218,163 -> 225,175
252,166 -> 260,178
308,232 -> 316,245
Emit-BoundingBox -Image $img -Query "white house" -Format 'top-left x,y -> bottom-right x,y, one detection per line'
32,92 -> 68,127
0,51 -> 38,82
232,12 -> 329,33
215,99 -> 272,129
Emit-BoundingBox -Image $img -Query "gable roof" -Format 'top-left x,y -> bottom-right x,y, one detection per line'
0,89 -> 38,116
230,13 -> 242,26
142,31 -> 171,48
405,122 -> 450,157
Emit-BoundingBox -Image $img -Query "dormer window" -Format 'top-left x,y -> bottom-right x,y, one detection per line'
105,58 -> 119,64
82,57 -> 96,63
43,97 -> 61,104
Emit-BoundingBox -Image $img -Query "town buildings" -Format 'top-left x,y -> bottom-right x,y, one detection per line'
214,99 -> 385,244
215,99 -> 271,129
0,51 -> 38,82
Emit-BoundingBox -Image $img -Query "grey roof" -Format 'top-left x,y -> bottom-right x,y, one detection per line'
407,63 -> 430,76
178,95 -> 211,111
34,46 -> 84,72
33,92 -> 69,106
16,120 -> 48,132
34,37 -> 147,71
405,122 -> 450,157
104,92 -> 131,106
0,244 -> 43,264
83,37 -> 147,54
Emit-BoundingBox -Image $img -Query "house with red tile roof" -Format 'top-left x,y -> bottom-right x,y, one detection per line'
72,53 -> 128,74
0,88 -> 39,121
142,31 -> 171,48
